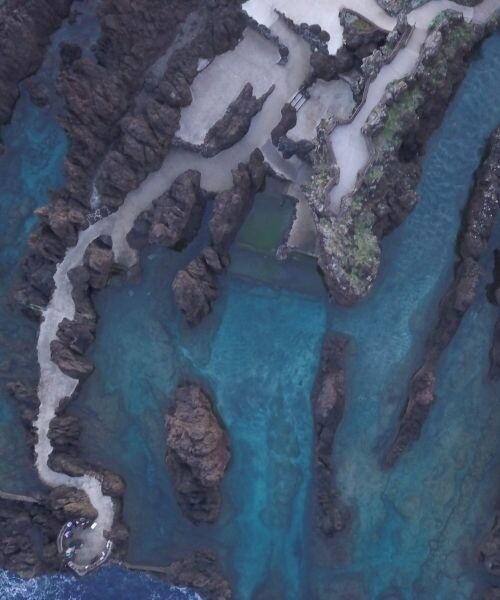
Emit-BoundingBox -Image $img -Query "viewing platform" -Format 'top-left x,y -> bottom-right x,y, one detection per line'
57,518 -> 113,576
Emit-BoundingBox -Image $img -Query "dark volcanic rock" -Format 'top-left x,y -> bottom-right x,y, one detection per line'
172,248 -> 223,327
173,150 -> 268,325
0,0 -> 71,132
164,551 -> 231,600
271,103 -> 297,147
166,382 -> 230,524
312,334 -> 350,536
47,414 -> 81,449
201,83 -> 274,157
313,13 -> 489,307
210,149 -> 267,253
0,493 -> 62,577
127,170 -> 205,250
83,235 -> 114,290
50,340 -> 94,379
384,126 -> 500,467
48,486 -> 97,522
48,452 -> 126,498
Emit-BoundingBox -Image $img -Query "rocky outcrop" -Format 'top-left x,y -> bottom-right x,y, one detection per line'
166,382 -> 230,524
210,149 -> 267,252
384,126 -> 500,467
172,248 -> 225,327
50,236 -> 113,379
0,492 -> 62,577
127,170 -> 205,250
48,486 -> 97,522
173,149 -> 268,325
47,415 -> 81,450
312,334 -> 350,536
309,13 -> 488,306
376,0 -> 481,17
271,103 -> 297,147
0,0 -> 71,136
13,0 -> 247,315
200,83 -> 274,157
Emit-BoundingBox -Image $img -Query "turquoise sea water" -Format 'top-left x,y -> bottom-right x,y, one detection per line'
1,17 -> 500,600
70,32 -> 500,600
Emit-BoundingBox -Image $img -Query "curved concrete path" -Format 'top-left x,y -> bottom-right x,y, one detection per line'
329,0 -> 498,213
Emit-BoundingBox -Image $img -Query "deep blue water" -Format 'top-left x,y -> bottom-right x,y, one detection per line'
0,16 -> 499,600
0,566 -> 199,600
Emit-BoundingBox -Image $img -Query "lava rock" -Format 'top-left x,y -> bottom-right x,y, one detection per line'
166,382 -> 230,524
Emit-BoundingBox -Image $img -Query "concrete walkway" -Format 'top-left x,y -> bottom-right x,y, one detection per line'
329,0 -> 497,213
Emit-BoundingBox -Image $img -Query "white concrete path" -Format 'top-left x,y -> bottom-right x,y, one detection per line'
329,0 -> 496,213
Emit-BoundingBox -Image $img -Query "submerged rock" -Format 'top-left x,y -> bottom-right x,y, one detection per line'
384,126 -> 500,467
164,551 -> 232,600
312,334 -> 350,536
166,382 -> 230,524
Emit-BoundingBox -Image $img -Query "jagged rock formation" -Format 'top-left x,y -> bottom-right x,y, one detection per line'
0,0 -> 72,138
271,103 -> 297,147
50,236 -> 113,379
312,334 -> 350,536
173,149 -> 268,326
172,248 -> 225,327
13,0 -> 247,317
166,382 -> 230,524
310,12 -> 489,306
377,0 -> 482,17
127,170 -> 206,250
0,492 -> 67,577
384,126 -> 500,467
201,83 -> 274,157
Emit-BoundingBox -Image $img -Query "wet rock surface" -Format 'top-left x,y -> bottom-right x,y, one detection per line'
312,334 -> 350,536
166,382 -> 230,524
384,126 -> 500,467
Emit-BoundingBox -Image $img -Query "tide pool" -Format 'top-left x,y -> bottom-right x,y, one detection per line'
75,246 -> 327,599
